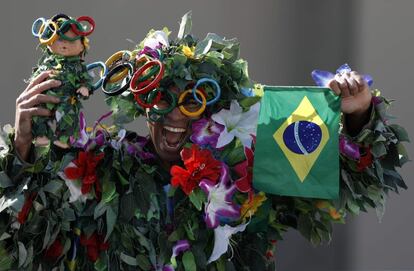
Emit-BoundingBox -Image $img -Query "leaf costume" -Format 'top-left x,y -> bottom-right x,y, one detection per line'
0,12 -> 409,270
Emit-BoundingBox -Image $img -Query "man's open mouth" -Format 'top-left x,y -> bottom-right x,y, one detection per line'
162,125 -> 188,150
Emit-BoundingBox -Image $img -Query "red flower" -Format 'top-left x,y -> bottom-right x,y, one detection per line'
170,144 -> 221,195
234,147 -> 254,193
43,238 -> 64,260
357,147 -> 373,171
265,249 -> 274,260
17,192 -> 37,224
80,233 -> 109,262
64,151 -> 105,198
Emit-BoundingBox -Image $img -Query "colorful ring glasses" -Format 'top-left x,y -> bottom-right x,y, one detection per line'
32,16 -> 95,46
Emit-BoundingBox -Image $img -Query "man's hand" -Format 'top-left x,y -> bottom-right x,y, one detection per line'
328,71 -> 372,115
14,71 -> 61,161
328,71 -> 373,136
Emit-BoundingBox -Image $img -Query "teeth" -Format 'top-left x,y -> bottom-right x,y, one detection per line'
164,126 -> 186,133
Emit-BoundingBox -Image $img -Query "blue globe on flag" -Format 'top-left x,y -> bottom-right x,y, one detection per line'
282,121 -> 322,155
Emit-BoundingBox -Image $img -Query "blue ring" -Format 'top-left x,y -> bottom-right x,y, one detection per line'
32,17 -> 46,38
86,61 -> 107,91
192,78 -> 221,106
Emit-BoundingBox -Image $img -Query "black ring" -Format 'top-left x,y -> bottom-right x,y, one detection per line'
102,62 -> 134,96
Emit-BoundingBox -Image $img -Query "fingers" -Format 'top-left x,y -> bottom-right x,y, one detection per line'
331,71 -> 368,98
17,79 -> 61,104
351,71 -> 368,93
19,107 -> 53,120
328,79 -> 341,95
24,70 -> 54,92
344,73 -> 358,96
335,73 -> 351,97
19,94 -> 60,109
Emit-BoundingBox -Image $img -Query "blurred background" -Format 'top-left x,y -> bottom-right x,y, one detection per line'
1,0 -> 412,270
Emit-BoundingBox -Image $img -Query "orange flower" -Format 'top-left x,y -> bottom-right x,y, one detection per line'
240,192 -> 267,221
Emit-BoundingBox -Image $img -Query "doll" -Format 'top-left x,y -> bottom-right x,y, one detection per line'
30,14 -> 95,148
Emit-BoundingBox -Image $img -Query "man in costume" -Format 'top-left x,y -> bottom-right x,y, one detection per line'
0,12 -> 408,270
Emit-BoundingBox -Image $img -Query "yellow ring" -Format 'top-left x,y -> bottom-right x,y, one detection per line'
38,21 -> 59,45
103,50 -> 132,82
178,89 -> 207,118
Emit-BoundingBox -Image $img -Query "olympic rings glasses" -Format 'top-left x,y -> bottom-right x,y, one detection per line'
32,16 -> 95,46
100,50 -> 222,121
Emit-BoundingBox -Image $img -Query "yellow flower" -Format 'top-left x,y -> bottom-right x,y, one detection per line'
54,63 -> 62,70
240,192 -> 267,221
70,96 -> 77,105
82,37 -> 90,50
182,45 -> 195,58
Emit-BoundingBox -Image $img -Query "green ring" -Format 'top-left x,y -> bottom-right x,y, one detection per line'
58,19 -> 82,41
139,64 -> 159,82
148,89 -> 177,115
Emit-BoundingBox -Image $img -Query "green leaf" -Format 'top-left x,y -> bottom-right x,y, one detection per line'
63,207 -> 76,221
94,201 -> 108,219
239,97 -> 261,110
105,206 -> 117,241
43,179 -> 63,195
94,258 -> 107,271
0,172 -> 13,188
182,251 -> 196,271
18,242 -> 27,268
102,180 -> 117,203
188,189 -> 206,211
195,39 -> 213,56
389,124 -> 410,142
116,171 -> 129,186
120,252 -> 138,266
136,254 -> 152,271
42,221 -> 51,250
372,143 -> 387,158
177,11 -> 192,40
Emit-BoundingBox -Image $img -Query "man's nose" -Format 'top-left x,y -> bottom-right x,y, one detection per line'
165,106 -> 188,122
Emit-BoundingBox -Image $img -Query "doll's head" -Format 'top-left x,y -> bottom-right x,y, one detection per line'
32,13 -> 93,57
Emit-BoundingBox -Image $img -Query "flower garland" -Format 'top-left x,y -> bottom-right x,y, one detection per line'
0,12 -> 409,271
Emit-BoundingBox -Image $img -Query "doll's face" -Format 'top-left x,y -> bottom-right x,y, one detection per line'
47,29 -> 84,57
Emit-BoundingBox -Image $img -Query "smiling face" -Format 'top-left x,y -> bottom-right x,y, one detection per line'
146,87 -> 202,163
47,29 -> 84,57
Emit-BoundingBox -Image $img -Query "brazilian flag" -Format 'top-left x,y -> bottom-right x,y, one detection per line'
253,86 -> 341,199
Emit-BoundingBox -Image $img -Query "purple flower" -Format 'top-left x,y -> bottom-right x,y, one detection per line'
163,265 -> 174,271
311,63 -> 373,87
125,135 -> 155,160
70,111 -> 113,150
138,45 -> 161,59
110,129 -> 126,150
190,118 -> 224,147
170,240 -> 190,267
339,136 -> 360,160
199,163 -> 240,228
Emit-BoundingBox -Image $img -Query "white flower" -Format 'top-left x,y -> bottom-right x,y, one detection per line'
144,30 -> 169,49
207,223 -> 248,263
58,162 -> 91,203
212,100 -> 260,148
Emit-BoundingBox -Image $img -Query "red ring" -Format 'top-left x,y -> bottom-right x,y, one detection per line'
71,16 -> 95,36
133,89 -> 162,109
130,60 -> 164,94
